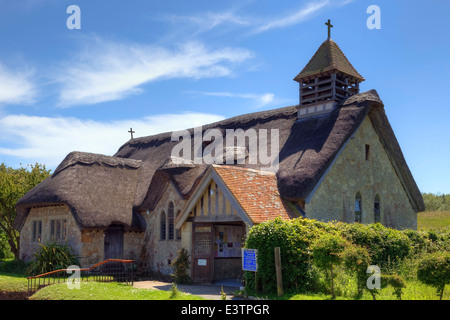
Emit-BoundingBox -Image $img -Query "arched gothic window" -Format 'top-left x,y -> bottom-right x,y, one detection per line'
176,210 -> 182,240
355,192 -> 362,223
160,210 -> 166,240
168,202 -> 174,240
374,194 -> 381,223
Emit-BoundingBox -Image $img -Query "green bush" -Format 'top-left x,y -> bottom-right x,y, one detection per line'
0,258 -> 28,274
26,241 -> 79,275
417,251 -> 450,300
244,218 -> 328,294
402,229 -> 450,255
170,248 -> 191,284
311,233 -> 347,298
382,274 -> 406,300
337,222 -> 411,265
244,217 -> 447,297
0,232 -> 14,259
341,243 -> 371,297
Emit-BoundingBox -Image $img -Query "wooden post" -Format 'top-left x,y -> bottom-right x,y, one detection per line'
274,247 -> 283,297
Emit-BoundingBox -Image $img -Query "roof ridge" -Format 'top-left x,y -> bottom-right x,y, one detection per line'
54,151 -> 141,176
213,164 -> 276,176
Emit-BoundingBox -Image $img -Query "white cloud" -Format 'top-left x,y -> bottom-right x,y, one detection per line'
163,11 -> 251,34
188,91 -> 277,108
0,112 -> 225,169
0,62 -> 36,106
55,38 -> 253,107
251,0 -> 330,34
163,1 -> 331,36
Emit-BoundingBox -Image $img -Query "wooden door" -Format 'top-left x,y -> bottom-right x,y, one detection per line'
192,223 -> 213,283
104,224 -> 124,259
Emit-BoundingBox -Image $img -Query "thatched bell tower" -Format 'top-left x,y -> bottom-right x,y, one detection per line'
294,20 -> 365,119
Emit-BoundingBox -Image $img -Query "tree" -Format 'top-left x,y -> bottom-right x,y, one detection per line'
417,251 -> 450,300
341,243 -> 371,297
170,248 -> 191,284
311,233 -> 347,299
0,163 -> 51,259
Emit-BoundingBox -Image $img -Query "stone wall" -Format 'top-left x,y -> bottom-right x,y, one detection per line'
20,204 -> 145,268
140,182 -> 186,276
19,204 -> 81,262
306,115 -> 417,230
79,229 -> 104,267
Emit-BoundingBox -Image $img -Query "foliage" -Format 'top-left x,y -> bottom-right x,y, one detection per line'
244,217 -> 450,297
169,282 -> 180,299
170,248 -> 191,284
417,251 -> 450,300
244,218 -> 329,294
336,222 -> 412,265
310,233 -> 347,298
403,228 -> 450,254
382,274 -> 406,300
422,192 -> 450,212
0,258 -> 28,274
341,243 -> 371,297
0,231 -> 14,259
0,163 -> 51,259
26,241 -> 79,276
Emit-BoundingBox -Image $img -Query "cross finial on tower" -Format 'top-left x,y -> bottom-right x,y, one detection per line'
325,19 -> 333,38
128,128 -> 135,139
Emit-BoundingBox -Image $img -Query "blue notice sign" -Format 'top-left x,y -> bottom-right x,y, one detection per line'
242,248 -> 258,272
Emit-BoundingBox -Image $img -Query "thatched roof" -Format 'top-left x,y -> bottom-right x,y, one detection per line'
115,89 -> 423,211
294,38 -> 365,81
14,152 -> 146,231
14,89 -> 424,231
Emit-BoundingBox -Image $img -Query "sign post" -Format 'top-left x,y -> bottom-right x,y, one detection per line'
242,248 -> 258,292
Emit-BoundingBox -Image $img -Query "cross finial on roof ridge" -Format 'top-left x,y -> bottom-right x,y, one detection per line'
325,19 -> 333,39
128,128 -> 135,139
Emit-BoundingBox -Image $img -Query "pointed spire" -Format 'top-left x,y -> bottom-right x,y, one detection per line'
294,21 -> 365,115
294,38 -> 364,82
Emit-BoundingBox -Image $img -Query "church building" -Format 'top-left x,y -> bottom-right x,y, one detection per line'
14,23 -> 424,283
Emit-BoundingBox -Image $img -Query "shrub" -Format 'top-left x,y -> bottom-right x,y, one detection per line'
244,218 -> 327,294
417,251 -> 450,300
338,223 -> 411,265
170,248 -> 191,284
341,243 -> 371,297
382,274 -> 406,300
0,258 -> 28,274
26,241 -> 79,275
311,233 -> 347,298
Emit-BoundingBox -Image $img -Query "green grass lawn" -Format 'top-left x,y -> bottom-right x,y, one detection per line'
418,211 -> 450,230
29,281 -> 205,300
287,280 -> 449,300
0,272 -> 28,292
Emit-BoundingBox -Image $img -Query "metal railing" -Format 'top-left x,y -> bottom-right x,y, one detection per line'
27,259 -> 135,293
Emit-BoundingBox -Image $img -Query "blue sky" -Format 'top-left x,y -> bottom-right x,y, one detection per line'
0,0 -> 449,194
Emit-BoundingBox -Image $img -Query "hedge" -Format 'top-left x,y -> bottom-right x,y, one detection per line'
243,218 -> 418,295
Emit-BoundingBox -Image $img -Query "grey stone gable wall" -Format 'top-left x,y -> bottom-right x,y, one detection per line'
305,115 -> 417,230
